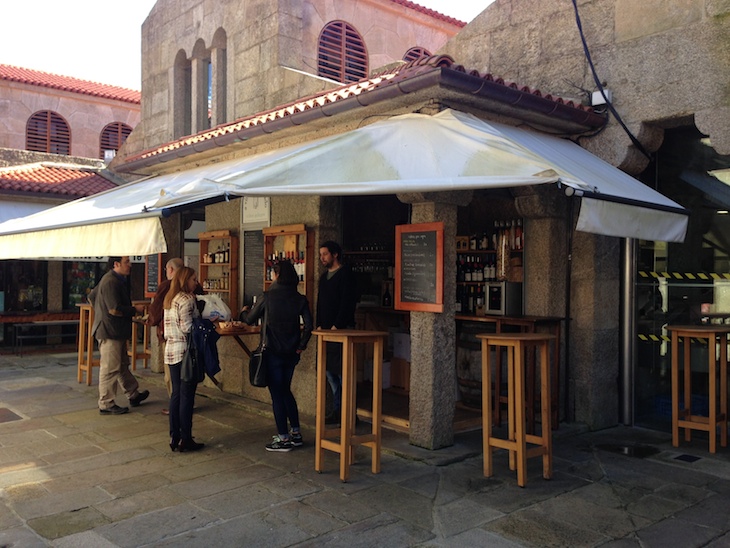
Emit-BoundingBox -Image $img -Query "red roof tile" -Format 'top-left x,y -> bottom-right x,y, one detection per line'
0,164 -> 118,197
390,0 -> 467,27
121,55 -> 601,171
0,65 -> 140,105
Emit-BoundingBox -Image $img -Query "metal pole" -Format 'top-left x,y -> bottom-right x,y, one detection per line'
620,238 -> 636,425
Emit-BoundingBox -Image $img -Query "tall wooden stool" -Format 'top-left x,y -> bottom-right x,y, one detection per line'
129,317 -> 151,370
313,329 -> 387,482
477,332 -> 555,487
667,325 -> 729,453
76,303 -> 100,385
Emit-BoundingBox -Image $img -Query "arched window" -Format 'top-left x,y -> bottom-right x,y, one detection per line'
26,110 -> 70,155
99,122 -> 133,159
317,21 -> 368,83
403,47 -> 431,63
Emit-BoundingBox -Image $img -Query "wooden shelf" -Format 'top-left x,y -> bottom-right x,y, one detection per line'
199,229 -> 239,313
262,224 -> 314,304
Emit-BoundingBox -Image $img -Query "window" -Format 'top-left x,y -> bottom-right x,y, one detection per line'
317,21 -> 368,83
26,110 -> 70,155
403,47 -> 431,62
99,122 -> 132,159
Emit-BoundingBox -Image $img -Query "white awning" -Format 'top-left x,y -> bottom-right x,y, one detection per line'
0,109 -> 687,259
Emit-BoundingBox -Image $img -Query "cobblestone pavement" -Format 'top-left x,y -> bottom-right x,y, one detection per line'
1,350 -> 729,547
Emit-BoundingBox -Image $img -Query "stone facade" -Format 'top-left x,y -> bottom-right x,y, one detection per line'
0,80 -> 140,161
124,0 -> 730,443
440,0 -> 730,428
125,0 -> 462,156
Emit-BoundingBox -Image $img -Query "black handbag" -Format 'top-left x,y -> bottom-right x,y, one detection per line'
181,334 -> 204,383
248,303 -> 268,387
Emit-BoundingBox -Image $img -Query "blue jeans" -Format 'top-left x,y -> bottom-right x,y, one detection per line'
266,352 -> 300,436
169,361 -> 198,442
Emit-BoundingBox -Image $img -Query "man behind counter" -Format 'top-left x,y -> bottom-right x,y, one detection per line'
316,241 -> 358,423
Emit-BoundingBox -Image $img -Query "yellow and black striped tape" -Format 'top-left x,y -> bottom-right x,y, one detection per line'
638,334 -> 709,344
638,271 -> 730,280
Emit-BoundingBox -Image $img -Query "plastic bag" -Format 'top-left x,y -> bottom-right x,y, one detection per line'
196,294 -> 231,321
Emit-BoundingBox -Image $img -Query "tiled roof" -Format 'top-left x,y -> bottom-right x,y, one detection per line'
0,65 -> 140,105
391,0 -> 466,27
0,163 -> 118,197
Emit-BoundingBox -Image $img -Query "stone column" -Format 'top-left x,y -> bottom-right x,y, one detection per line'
210,47 -> 227,127
399,191 -> 471,449
190,56 -> 209,134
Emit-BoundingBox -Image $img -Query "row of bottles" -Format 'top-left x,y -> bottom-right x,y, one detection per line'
351,258 -> 394,277
202,272 -> 230,290
203,242 -> 231,264
459,219 -> 523,252
456,254 -> 501,282
266,251 -> 306,282
455,285 -> 485,315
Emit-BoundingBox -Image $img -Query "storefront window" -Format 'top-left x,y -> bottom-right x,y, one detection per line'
635,126 -> 730,427
1,260 -> 48,312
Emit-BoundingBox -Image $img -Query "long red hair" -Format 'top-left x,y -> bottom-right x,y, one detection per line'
163,267 -> 196,309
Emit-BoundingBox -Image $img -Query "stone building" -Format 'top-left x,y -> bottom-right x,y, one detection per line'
111,0 -> 729,446
0,65 -> 140,332
3,0 -> 728,449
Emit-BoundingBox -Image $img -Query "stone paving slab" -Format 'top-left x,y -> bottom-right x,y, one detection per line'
1,354 -> 730,546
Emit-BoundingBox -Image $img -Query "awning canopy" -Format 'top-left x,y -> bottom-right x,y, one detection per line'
0,109 -> 687,259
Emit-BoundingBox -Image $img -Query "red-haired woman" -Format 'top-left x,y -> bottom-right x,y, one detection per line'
163,266 -> 204,452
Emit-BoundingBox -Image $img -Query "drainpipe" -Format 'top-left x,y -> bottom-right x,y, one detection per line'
620,238 -> 636,425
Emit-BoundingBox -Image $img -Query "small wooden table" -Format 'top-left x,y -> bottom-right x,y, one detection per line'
667,325 -> 729,453
313,329 -> 387,482
477,332 -> 554,487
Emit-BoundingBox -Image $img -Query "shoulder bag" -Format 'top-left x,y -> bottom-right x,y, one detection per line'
248,301 -> 268,387
181,334 -> 204,383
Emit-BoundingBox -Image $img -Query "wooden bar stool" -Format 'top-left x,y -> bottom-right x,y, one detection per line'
129,318 -> 151,370
666,325 -> 729,454
477,332 -> 555,487
313,329 -> 387,482
76,303 -> 99,385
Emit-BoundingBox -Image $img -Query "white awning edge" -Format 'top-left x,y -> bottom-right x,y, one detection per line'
0,217 -> 167,259
575,198 -> 688,243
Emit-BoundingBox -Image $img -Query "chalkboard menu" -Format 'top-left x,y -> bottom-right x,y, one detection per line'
395,222 -> 444,313
144,253 -> 162,298
243,230 -> 264,306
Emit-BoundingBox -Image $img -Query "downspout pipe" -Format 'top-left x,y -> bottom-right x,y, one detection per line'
620,238 -> 636,425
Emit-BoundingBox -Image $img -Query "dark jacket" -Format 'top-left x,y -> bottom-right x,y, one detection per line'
88,270 -> 136,341
242,282 -> 313,356
191,317 -> 221,379
316,265 -> 357,329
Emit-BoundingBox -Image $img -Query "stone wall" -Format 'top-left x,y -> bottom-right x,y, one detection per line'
439,0 -> 730,429
0,81 -> 140,159
130,0 -> 461,156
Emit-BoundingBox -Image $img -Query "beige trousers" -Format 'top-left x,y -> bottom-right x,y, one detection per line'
98,338 -> 140,410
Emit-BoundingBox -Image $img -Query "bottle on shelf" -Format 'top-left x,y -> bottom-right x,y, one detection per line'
516,218 -> 523,250
382,284 -> 392,307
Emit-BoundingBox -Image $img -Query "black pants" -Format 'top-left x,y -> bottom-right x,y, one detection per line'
169,361 -> 198,442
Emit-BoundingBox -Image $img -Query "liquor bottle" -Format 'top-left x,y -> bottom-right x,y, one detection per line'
455,286 -> 462,313
224,242 -> 230,263
515,219 -> 523,250
480,232 -> 489,250
382,284 -> 392,307
474,256 -> 483,282
464,256 -> 472,282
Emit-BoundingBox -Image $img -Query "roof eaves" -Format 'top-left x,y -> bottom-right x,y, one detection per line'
118,55 -> 606,173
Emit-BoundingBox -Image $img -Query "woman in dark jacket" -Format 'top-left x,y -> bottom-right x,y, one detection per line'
241,260 -> 313,452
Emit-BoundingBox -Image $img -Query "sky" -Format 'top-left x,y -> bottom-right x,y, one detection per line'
2,1 -> 493,91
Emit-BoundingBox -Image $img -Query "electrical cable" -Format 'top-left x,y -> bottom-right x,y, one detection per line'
571,0 -> 652,160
